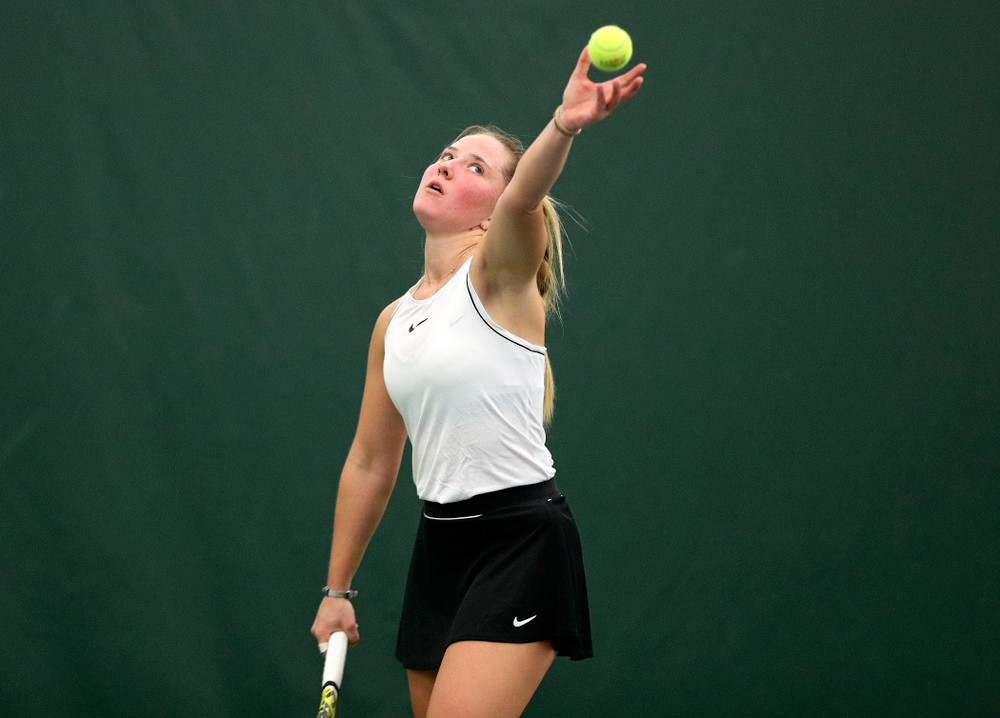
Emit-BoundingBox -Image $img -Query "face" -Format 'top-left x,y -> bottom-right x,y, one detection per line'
412,133 -> 512,233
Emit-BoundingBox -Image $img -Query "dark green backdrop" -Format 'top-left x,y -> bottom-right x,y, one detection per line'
2,2 -> 997,716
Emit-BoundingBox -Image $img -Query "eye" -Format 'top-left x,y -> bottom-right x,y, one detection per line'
440,151 -> 454,161
470,164 -> 484,175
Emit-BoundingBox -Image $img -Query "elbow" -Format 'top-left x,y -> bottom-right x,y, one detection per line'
343,444 -> 402,493
495,189 -> 545,219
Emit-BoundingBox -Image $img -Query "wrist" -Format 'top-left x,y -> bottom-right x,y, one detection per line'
322,586 -> 358,600
552,106 -> 581,137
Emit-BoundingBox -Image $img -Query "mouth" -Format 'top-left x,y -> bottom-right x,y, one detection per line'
427,182 -> 443,194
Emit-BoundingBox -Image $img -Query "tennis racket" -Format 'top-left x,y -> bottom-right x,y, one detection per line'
316,631 -> 349,718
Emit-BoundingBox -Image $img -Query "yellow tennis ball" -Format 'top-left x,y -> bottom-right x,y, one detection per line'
588,25 -> 633,72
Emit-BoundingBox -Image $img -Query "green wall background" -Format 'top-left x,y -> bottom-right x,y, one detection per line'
2,2 -> 997,716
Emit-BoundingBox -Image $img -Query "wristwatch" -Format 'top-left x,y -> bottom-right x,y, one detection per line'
321,587 -> 358,600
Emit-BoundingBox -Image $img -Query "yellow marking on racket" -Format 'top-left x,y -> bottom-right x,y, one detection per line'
316,684 -> 338,718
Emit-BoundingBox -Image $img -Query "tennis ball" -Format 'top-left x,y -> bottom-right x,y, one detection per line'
588,25 -> 633,72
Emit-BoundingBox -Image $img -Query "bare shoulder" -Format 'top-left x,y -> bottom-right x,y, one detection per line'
372,297 -> 404,340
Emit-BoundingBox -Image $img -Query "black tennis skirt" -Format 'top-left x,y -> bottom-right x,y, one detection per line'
395,479 -> 593,670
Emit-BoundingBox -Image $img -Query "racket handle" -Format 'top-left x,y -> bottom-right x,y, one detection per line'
322,631 -> 349,689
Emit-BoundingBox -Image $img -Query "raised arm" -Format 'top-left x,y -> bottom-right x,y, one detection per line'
311,300 -> 408,647
480,47 -> 646,282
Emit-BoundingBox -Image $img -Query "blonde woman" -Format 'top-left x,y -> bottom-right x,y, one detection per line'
311,46 -> 645,718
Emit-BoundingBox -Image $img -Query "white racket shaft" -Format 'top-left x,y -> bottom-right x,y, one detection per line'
316,631 -> 348,718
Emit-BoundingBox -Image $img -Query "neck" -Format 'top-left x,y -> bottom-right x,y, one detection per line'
422,230 -> 481,284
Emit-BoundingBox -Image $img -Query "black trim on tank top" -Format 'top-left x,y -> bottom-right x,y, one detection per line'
466,273 -> 546,355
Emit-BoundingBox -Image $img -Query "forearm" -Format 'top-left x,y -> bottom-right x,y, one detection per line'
502,116 -> 575,213
324,458 -> 397,590
503,46 -> 645,214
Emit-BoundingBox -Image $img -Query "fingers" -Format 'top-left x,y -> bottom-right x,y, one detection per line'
609,77 -> 623,110
318,630 -> 360,657
619,62 -> 647,84
600,62 -> 645,112
314,622 -> 360,646
574,46 -> 592,76
618,71 -> 645,104
345,625 -> 361,646
596,80 -> 618,113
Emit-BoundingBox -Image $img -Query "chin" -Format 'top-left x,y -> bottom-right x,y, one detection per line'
412,200 -> 432,226
412,200 -> 452,232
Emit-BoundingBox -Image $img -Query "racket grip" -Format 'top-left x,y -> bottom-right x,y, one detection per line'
323,631 -> 349,689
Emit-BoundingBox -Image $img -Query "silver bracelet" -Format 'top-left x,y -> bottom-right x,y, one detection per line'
322,587 -> 358,600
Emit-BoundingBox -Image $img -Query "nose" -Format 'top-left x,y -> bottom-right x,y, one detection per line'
437,159 -> 452,178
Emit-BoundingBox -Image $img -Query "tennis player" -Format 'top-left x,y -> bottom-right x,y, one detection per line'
311,46 -> 645,718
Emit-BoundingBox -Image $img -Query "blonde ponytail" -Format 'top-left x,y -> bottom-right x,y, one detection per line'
539,195 -> 567,426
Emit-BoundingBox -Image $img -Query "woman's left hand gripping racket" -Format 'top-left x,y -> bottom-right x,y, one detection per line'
316,631 -> 349,718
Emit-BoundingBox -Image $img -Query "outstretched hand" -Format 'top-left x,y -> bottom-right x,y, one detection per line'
559,47 -> 646,132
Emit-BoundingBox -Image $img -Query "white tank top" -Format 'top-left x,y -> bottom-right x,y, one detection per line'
383,258 -> 555,503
